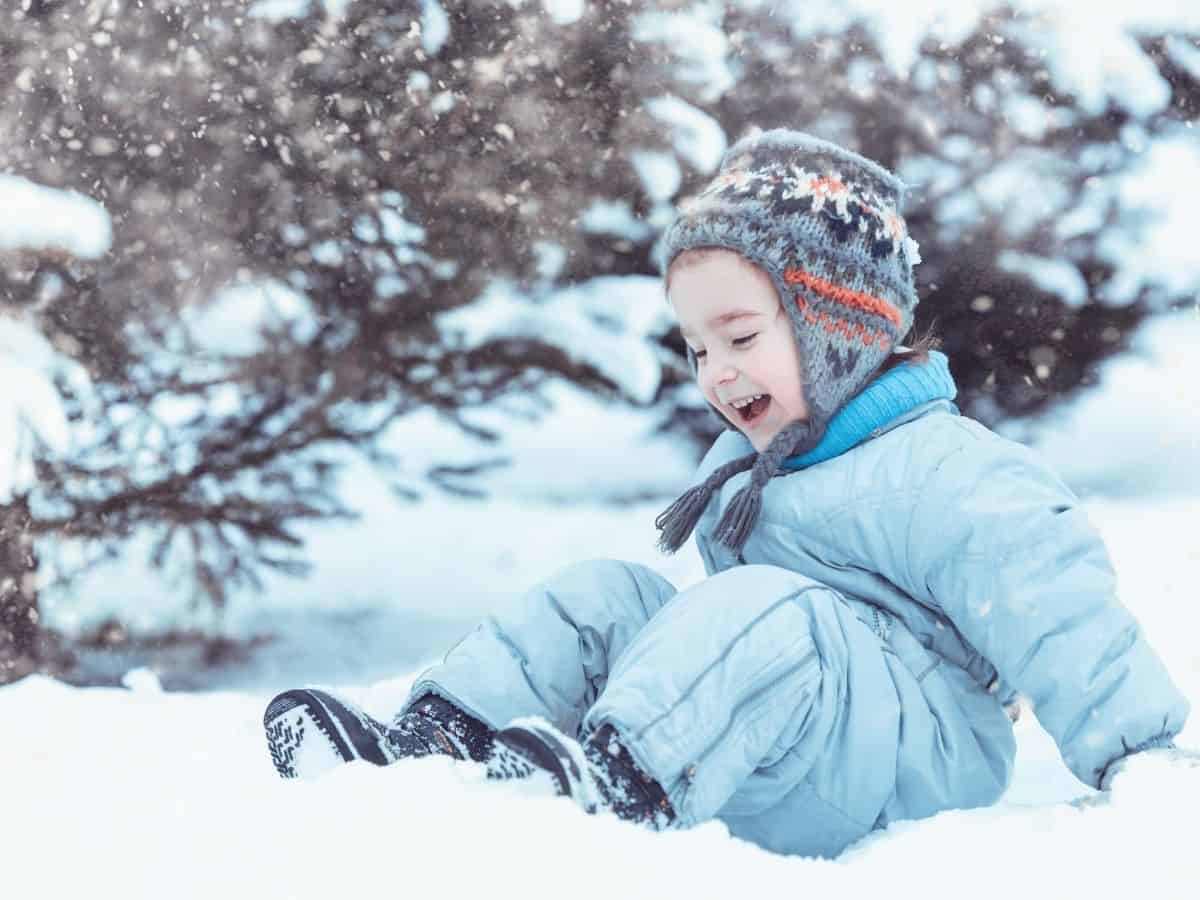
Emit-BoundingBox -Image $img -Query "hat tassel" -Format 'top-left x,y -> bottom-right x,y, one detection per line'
655,455 -> 756,554
710,483 -> 763,555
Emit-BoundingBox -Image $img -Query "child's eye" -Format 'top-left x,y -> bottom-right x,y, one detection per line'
691,333 -> 753,362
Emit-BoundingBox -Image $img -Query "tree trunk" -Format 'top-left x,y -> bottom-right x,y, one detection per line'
0,496 -> 41,683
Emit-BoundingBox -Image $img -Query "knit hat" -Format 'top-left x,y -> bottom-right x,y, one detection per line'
656,129 -> 922,554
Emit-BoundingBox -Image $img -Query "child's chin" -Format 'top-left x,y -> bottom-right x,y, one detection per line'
746,434 -> 772,452
742,426 -> 776,452
741,417 -> 806,452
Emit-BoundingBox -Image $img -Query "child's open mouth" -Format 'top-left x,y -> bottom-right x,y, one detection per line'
731,394 -> 771,426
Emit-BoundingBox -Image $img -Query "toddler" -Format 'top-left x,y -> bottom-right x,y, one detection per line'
264,130 -> 1194,858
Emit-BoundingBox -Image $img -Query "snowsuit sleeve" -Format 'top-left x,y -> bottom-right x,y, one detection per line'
905,433 -> 1190,789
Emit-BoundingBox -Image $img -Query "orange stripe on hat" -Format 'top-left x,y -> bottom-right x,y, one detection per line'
783,266 -> 904,329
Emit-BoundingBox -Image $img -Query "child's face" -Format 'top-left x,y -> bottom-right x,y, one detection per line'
668,250 -> 808,452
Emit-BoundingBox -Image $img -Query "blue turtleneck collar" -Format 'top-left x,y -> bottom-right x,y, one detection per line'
780,350 -> 958,471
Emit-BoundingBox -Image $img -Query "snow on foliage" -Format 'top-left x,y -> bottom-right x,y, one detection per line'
373,379 -> 696,504
540,0 -> 585,27
579,200 -> 653,242
438,276 -> 674,405
644,96 -> 727,175
419,0 -> 452,55
1007,15 -> 1167,119
922,149 -> 1072,236
634,8 -> 735,103
247,0 -> 352,22
180,279 -> 319,359
909,127 -> 1200,309
1166,34 -> 1200,78
997,252 -> 1089,308
0,175 -> 111,259
1096,136 -> 1200,304
0,320 -> 78,503
740,0 -> 1200,86
0,176 -> 107,501
630,150 -> 683,204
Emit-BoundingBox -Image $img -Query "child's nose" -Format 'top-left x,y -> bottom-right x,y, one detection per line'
707,363 -> 738,388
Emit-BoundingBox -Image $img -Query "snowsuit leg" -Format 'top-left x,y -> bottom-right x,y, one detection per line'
406,558 -> 678,738
579,563 -> 896,857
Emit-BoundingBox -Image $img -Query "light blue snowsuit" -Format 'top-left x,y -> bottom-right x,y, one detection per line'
407,356 -> 1189,858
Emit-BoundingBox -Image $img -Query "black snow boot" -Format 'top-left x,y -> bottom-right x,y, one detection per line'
487,720 -> 677,830
264,689 -> 494,780
583,724 -> 678,828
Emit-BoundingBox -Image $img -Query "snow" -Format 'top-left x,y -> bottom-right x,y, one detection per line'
532,240 -> 568,280
633,9 -> 735,103
1095,135 -> 1200,304
996,250 -> 1090,307
430,90 -> 456,115
630,150 -> 683,204
934,150 -> 1072,238
579,199 -> 653,242
918,127 -> 1200,311
1015,309 -> 1200,498
1006,8 -> 1173,119
1165,35 -> 1200,80
743,0 -> 984,75
35,386 -> 697,644
420,0 -> 451,55
643,95 -> 727,175
0,175 -> 111,259
180,278 -> 319,358
541,0 -> 585,27
246,0 -> 352,22
437,276 -> 674,405
1000,92 -> 1076,142
246,0 -> 310,20
0,319 -> 84,502
738,0 -> 1200,99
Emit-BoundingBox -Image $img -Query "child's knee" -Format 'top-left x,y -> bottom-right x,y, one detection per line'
538,558 -> 677,623
684,565 -> 842,636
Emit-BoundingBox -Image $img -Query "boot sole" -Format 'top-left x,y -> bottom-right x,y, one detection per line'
491,720 -> 597,811
264,689 -> 390,778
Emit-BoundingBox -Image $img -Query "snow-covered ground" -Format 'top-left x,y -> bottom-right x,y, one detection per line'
2,485 -> 1198,900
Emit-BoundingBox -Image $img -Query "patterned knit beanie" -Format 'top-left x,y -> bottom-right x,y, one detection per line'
656,129 -> 922,554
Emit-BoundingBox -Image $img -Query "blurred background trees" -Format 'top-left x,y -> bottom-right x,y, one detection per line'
2,0 -> 1198,680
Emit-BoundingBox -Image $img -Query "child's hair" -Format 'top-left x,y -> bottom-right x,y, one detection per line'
665,247 -> 941,375
878,326 -> 941,373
